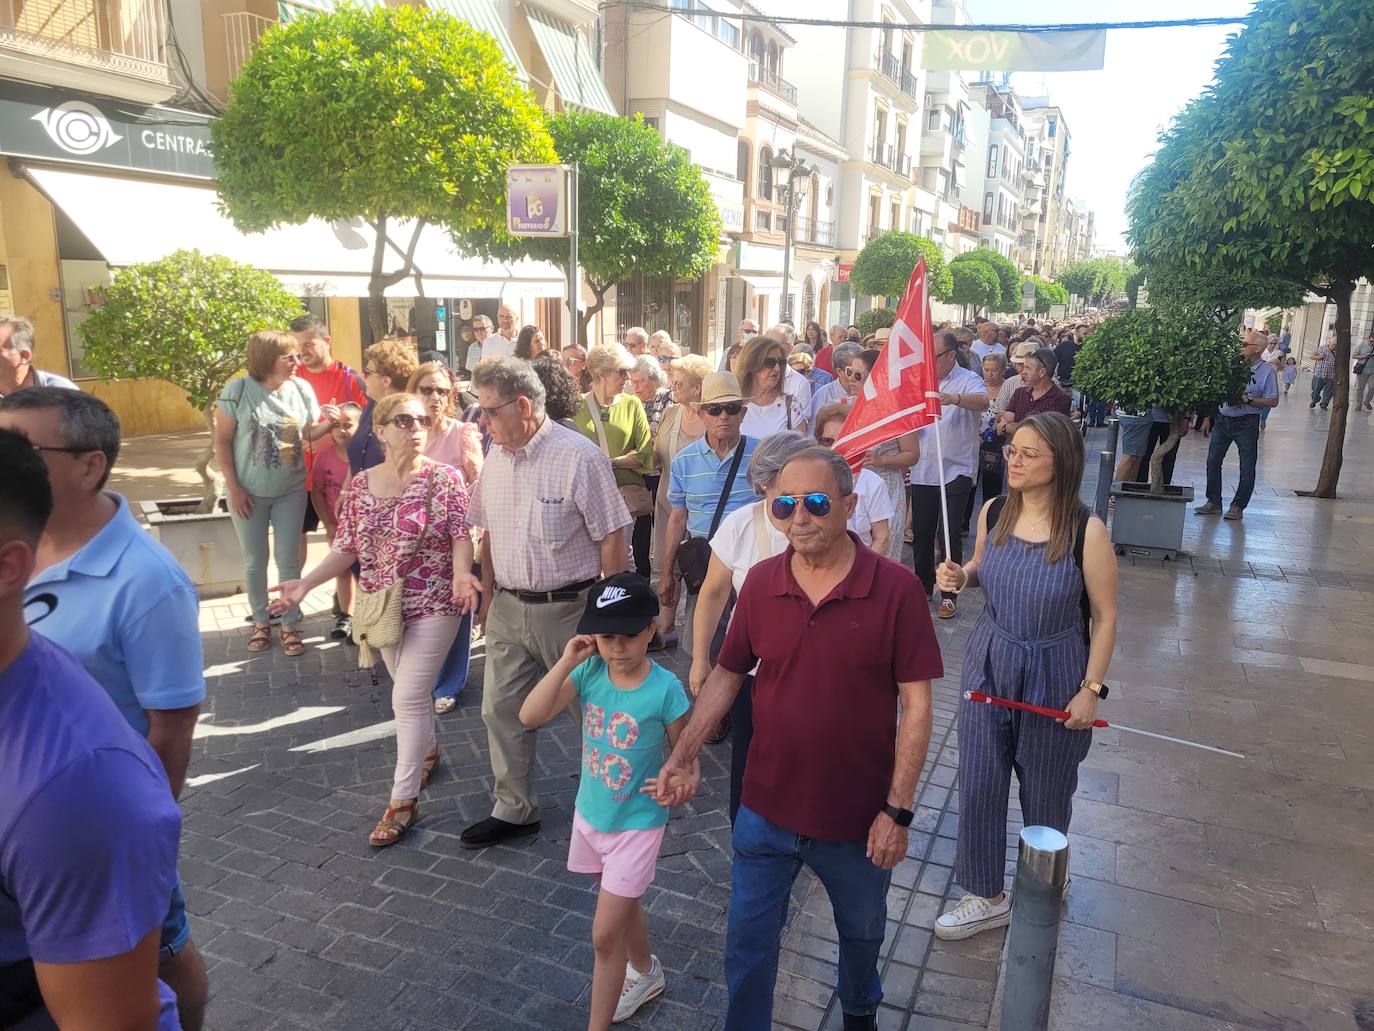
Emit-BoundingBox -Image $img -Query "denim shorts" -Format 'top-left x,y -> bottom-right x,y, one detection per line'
159,874 -> 191,960
1117,414 -> 1152,457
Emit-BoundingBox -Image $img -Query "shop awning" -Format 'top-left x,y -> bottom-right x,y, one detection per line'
26,165 -> 565,300
740,273 -> 806,294
524,8 -> 617,115
432,0 -> 526,79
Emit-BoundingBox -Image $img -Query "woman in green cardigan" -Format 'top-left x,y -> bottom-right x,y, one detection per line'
573,342 -> 655,576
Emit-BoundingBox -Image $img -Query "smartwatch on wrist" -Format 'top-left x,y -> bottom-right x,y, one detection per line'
882,803 -> 914,827
1081,679 -> 1109,700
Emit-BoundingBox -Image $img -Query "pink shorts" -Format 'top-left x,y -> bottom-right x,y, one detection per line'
567,811 -> 666,899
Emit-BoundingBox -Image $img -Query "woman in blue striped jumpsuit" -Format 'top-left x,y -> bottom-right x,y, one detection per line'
932,412 -> 1119,940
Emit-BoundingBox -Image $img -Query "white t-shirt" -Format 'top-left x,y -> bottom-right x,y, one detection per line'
909,365 -> 986,487
1261,346 -> 1281,366
784,365 -> 813,409
741,394 -> 807,437
850,468 -> 895,547
711,500 -> 787,595
481,333 -> 514,360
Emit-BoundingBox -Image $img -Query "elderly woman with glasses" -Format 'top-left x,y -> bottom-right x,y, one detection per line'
213,330 -> 339,656
352,338 -> 419,475
271,392 -> 480,847
738,335 -> 807,436
687,430 -> 812,822
813,403 -> 893,557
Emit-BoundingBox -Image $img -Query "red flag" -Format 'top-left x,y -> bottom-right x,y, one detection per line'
834,258 -> 942,472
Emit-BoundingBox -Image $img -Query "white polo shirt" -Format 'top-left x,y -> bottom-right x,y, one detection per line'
909,365 -> 986,487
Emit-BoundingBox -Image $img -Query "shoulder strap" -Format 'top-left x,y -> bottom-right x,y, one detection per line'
584,393 -> 612,457
785,394 -> 793,430
707,437 -> 747,541
986,494 -> 1007,531
752,501 -> 774,559
1074,505 -> 1090,646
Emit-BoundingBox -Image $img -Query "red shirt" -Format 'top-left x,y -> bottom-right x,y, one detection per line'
717,535 -> 943,840
814,345 -> 835,375
1008,383 -> 1071,423
296,360 -> 366,408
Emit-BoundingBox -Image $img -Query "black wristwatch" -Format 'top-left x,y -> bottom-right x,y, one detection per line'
882,803 -> 914,827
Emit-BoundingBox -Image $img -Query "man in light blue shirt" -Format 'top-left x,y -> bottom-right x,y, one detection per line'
1195,331 -> 1279,522
0,388 -> 208,1031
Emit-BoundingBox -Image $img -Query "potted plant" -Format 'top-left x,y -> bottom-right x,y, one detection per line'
1073,307 -> 1248,558
79,249 -> 301,595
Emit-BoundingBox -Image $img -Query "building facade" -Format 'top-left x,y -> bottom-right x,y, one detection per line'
1021,97 -> 1073,277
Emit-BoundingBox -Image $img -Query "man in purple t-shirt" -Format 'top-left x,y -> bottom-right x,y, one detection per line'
0,428 -> 182,1030
655,447 -> 942,1031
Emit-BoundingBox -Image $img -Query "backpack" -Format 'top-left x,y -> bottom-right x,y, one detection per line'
986,495 -> 1091,646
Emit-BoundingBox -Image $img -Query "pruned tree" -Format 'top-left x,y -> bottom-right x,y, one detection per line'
1073,308 -> 1249,494
456,112 -> 721,346
949,260 -> 1001,318
1024,275 -> 1067,315
855,307 -> 896,338
212,5 -> 556,340
78,250 -> 301,511
950,248 -> 1021,313
1058,257 -> 1128,308
851,232 -> 952,303
1127,0 -> 1374,497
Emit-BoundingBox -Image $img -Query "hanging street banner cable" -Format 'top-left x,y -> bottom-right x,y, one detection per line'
923,29 -> 1106,71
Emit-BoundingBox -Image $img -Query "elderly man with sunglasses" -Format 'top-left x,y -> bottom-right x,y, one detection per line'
659,374 -> 758,670
655,446 -> 940,1031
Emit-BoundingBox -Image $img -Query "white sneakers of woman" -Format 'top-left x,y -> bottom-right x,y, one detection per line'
934,893 -> 1012,941
614,956 -> 665,1023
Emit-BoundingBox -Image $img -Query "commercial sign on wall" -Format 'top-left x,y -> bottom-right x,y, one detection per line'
507,165 -> 570,237
0,80 -> 214,178
704,173 -> 745,236
837,263 -> 854,283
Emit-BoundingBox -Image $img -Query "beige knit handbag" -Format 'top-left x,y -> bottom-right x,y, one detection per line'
352,467 -> 435,668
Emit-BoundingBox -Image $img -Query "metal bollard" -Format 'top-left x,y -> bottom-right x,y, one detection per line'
1000,826 -> 1070,1031
1094,450 -> 1113,522
1105,416 -> 1120,460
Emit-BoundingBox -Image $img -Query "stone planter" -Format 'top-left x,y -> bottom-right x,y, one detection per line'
139,498 -> 243,599
1108,481 -> 1194,561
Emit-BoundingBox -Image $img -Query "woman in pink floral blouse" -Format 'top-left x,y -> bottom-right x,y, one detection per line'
272,392 -> 479,846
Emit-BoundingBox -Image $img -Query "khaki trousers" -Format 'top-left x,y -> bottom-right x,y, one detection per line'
481,588 -> 585,824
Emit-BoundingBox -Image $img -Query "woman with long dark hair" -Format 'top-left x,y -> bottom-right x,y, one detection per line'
932,412 -> 1118,941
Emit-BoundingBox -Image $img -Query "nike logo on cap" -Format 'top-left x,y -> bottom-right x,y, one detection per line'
595,587 -> 630,609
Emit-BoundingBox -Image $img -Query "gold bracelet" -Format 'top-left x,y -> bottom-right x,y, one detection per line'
952,566 -> 969,594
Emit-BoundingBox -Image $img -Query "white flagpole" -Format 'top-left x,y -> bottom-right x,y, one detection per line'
929,392 -> 953,566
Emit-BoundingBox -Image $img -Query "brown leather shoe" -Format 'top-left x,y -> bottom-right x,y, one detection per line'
706,715 -> 732,744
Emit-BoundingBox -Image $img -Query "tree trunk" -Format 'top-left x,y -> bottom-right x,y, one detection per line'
1313,282 -> 1353,498
196,401 -> 219,514
367,212 -> 390,341
580,281 -> 613,349
1148,412 -> 1187,495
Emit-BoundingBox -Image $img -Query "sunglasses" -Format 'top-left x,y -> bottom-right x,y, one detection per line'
817,436 -> 836,447
843,367 -> 867,381
702,402 -> 743,417
771,493 -> 832,520
478,397 -> 520,418
386,413 -> 433,430
280,352 -> 301,363
657,355 -> 675,365
418,386 -> 451,397
761,355 -> 786,370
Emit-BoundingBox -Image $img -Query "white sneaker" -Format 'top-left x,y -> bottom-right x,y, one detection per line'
934,893 -> 1012,941
613,956 -> 665,1023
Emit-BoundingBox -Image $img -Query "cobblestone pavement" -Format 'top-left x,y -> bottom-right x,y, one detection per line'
120,386 -> 1374,1030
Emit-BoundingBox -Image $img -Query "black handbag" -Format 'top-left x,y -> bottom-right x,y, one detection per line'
676,438 -> 747,595
0,958 -> 42,1025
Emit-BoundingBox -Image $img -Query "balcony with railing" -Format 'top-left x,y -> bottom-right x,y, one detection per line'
872,47 -> 918,101
953,205 -> 980,236
867,141 -> 912,179
1,0 -> 172,102
223,10 -> 274,87
794,215 -> 837,248
747,61 -> 797,105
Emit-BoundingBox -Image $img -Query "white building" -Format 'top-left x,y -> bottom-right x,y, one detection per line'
917,0 -> 982,264
1021,97 -> 1073,277
967,79 -> 1026,266
792,118 -> 846,328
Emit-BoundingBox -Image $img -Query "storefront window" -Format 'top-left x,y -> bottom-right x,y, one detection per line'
616,273 -> 704,352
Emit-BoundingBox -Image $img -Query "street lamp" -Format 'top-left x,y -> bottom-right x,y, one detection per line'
771,148 -> 814,325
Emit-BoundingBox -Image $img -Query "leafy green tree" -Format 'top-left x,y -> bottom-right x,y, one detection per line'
1129,0 -> 1373,496
1265,313 -> 1284,335
1059,257 -> 1127,308
1073,309 -> 1249,494
212,5 -> 556,339
851,232 -> 952,303
79,251 -> 301,511
456,112 -> 721,346
950,248 -> 1021,312
1025,275 -> 1067,314
949,261 -> 1000,317
1139,261 -> 1303,327
855,307 -> 896,338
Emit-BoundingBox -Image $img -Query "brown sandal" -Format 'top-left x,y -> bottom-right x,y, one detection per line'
420,750 -> 440,789
369,799 -> 419,847
248,625 -> 272,652
280,627 -> 305,656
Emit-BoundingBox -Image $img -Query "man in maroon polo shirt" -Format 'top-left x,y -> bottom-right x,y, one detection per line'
998,347 -> 1071,438
656,447 -> 941,1031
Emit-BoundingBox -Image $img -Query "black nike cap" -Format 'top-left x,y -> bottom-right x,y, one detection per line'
577,572 -> 659,635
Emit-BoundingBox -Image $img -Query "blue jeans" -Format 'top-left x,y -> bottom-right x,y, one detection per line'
1205,414 -> 1260,511
1310,375 -> 1333,407
228,489 -> 308,627
725,806 -> 890,1029
432,612 -> 473,701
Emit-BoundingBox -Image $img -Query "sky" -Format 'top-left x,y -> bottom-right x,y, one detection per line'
964,0 -> 1258,252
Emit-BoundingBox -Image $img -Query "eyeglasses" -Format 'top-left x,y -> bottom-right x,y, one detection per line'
761,355 -> 785,370
279,352 -> 301,363
473,325 -> 491,334
701,402 -> 743,417
843,367 -> 867,382
32,443 -> 94,456
386,413 -> 433,431
477,397 -> 520,418
771,493 -> 832,520
817,436 -> 836,447
657,355 -> 675,365
364,366 -> 381,376
1003,445 -> 1046,465
935,349 -> 958,359
418,386 -> 451,397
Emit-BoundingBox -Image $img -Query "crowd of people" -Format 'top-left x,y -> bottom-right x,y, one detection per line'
8,297 -> 1356,1030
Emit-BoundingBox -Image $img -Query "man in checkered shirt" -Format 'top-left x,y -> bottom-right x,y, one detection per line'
462,357 -> 632,850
